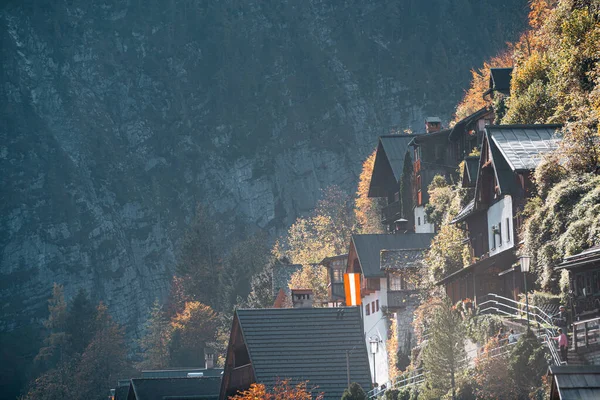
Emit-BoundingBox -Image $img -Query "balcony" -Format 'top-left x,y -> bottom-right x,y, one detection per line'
230,364 -> 254,393
329,282 -> 345,301
381,201 -> 402,224
387,290 -> 419,309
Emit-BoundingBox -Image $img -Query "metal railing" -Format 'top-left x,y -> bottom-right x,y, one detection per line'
368,292 -> 566,399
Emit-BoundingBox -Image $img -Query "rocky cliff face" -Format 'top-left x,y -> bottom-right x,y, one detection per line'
0,0 -> 527,332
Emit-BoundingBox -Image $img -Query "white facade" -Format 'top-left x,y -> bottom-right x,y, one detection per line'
487,195 -> 514,257
414,206 -> 435,233
362,277 -> 390,387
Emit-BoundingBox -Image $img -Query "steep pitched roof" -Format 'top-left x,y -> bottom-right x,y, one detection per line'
448,107 -> 491,141
410,128 -> 452,144
129,377 -> 221,400
233,307 -> 371,399
352,234 -> 435,277
451,199 -> 476,225
488,68 -> 513,95
462,156 -> 480,187
368,135 -> 419,197
487,124 -> 562,171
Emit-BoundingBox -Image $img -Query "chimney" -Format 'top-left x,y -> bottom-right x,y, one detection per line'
291,289 -> 313,308
204,350 -> 214,369
425,117 -> 442,133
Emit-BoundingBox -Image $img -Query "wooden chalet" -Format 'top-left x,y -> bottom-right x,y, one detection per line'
367,134 -> 422,231
320,254 -> 348,306
556,245 -> 600,320
441,124 -> 562,304
346,233 -> 434,385
219,307 -> 371,400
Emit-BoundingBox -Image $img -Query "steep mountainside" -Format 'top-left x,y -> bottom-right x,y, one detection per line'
0,0 -> 528,331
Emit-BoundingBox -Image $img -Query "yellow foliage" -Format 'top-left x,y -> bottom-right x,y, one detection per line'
229,380 -> 323,400
354,149 -> 385,234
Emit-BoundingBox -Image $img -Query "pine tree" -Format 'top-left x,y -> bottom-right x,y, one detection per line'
35,283 -> 69,370
65,289 -> 98,355
74,303 -> 128,400
421,300 -> 466,400
340,382 -> 367,400
137,299 -> 172,370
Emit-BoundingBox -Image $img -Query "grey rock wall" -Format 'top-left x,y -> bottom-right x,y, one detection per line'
0,0 -> 527,333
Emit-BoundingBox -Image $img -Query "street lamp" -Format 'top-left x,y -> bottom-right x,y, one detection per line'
520,255 -> 531,330
369,336 -> 379,387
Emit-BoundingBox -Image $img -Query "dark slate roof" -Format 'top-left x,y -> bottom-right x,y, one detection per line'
114,385 -> 129,400
549,366 -> 600,400
379,135 -> 416,181
410,128 -> 452,144
489,68 -> 513,94
380,249 -> 425,270
235,307 -> 371,399
487,124 -> 562,171
130,377 -> 221,400
352,234 -> 435,277
451,199 -> 475,225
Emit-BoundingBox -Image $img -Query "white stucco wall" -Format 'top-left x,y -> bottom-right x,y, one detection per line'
487,195 -> 514,257
362,277 -> 390,387
414,206 -> 435,233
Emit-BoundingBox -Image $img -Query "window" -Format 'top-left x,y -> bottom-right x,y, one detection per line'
418,217 -> 421,226
365,304 -> 370,316
506,218 -> 510,242
389,274 -> 415,291
491,226 -> 496,249
371,302 -> 375,314
498,222 -> 502,246
376,300 -> 380,312
423,214 -> 427,224
333,268 -> 343,283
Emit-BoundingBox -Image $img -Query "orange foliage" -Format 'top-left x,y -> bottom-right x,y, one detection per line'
229,380 -> 324,400
354,149 -> 385,234
453,51 -> 514,122
473,338 -> 516,399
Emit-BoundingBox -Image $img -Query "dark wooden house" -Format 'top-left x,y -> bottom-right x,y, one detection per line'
556,245 -> 600,320
442,124 -> 562,304
219,307 -> 371,400
320,254 -> 348,306
367,134 -> 422,231
484,68 -> 513,98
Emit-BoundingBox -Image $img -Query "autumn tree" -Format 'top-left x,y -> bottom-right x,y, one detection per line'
355,149 -> 385,234
288,264 -> 329,305
170,301 -> 218,367
472,339 -> 515,399
229,380 -> 323,400
137,299 -> 172,370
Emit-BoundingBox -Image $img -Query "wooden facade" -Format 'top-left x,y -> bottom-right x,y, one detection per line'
556,246 -> 600,321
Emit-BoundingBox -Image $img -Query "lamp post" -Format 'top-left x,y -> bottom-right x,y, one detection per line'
520,255 -> 531,331
369,336 -> 379,387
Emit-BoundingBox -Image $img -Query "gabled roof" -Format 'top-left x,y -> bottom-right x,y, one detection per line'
556,244 -> 600,270
410,128 -> 452,144
487,124 -> 562,171
488,68 -> 513,95
449,107 -> 491,141
232,307 -> 371,399
129,377 -> 221,400
462,156 -> 480,187
368,135 -> 417,198
451,199 -> 476,225
549,366 -> 600,400
351,234 -> 435,278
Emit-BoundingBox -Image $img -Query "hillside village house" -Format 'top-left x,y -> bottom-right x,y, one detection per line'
219,307 -> 371,400
345,233 -> 434,386
439,124 -> 562,304
320,254 -> 348,307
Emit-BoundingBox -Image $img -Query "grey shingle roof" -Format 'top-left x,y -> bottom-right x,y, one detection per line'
380,249 -> 426,270
464,156 -> 480,184
549,366 -> 600,400
130,377 -> 221,400
352,234 -> 435,278
235,307 -> 371,399
451,199 -> 475,225
487,124 -> 562,171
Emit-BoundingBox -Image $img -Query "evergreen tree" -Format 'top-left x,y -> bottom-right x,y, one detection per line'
24,359 -> 77,400
421,300 -> 466,400
137,299 -> 172,370
65,289 -> 98,355
340,382 -> 367,400
35,283 -> 69,370
74,303 -> 128,400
